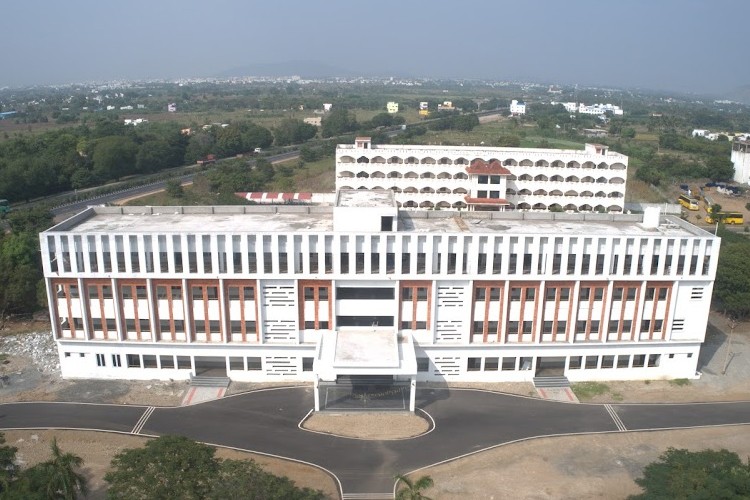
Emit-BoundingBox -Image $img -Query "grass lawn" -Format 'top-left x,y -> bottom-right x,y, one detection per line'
126,153 -> 336,207
267,155 -> 335,192
626,177 -> 669,203
571,381 -> 623,401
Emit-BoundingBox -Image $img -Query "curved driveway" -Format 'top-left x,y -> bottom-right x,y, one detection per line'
1,388 -> 749,498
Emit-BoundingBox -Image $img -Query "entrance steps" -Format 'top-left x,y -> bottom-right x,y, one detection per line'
189,375 -> 231,388
533,376 -> 570,388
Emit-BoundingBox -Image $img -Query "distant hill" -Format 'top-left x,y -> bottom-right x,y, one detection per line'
215,61 -> 354,79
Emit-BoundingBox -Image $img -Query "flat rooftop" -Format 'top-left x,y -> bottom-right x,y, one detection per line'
336,189 -> 395,208
48,205 -> 713,238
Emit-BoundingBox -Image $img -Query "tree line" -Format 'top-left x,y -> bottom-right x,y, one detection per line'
0,433 -> 324,499
0,116 -> 327,204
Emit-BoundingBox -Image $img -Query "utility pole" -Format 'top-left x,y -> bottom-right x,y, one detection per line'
722,317 -> 737,375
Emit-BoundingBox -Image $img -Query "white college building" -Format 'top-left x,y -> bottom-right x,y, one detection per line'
41,191 -> 718,409
336,138 -> 628,213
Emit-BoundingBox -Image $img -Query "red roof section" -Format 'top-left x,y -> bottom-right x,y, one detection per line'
465,159 -> 512,176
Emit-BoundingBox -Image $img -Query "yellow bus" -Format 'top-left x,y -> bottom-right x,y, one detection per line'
678,194 -> 699,211
705,212 -> 744,224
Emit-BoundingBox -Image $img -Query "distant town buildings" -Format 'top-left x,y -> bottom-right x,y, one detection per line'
419,101 -> 430,117
123,118 -> 148,126
387,101 -> 399,113
303,117 -> 322,127
692,129 -> 750,142
510,99 -> 526,116
437,101 -> 455,111
555,102 -> 623,116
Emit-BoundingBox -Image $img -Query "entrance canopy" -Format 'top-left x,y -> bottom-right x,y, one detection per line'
314,329 -> 418,411
315,329 -> 417,381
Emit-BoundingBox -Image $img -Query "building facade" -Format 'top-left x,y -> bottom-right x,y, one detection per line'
336,138 -> 628,212
732,138 -> 750,184
510,99 -> 526,115
41,199 -> 717,401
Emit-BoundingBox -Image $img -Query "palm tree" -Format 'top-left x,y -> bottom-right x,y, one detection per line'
394,473 -> 434,500
38,438 -> 88,499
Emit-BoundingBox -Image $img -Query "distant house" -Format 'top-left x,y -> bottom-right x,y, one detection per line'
120,106 -> 133,111
386,101 -> 399,114
418,101 -> 430,117
167,103 -> 177,113
323,103 -> 333,112
304,117 -> 322,127
692,129 -> 709,138
510,99 -> 526,116
437,101 -> 454,111
582,128 -> 608,138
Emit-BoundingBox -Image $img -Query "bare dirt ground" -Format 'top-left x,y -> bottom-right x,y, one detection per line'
303,412 -> 430,440
419,426 -> 750,500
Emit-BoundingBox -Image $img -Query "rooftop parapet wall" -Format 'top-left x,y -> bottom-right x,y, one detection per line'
337,142 -> 629,161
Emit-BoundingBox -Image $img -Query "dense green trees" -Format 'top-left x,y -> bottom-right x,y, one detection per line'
713,227 -> 750,318
427,113 -> 479,132
0,207 -> 52,322
105,435 -> 324,500
273,119 -> 318,146
321,109 -> 358,138
365,113 -> 406,129
630,448 -> 750,499
0,118 -> 275,203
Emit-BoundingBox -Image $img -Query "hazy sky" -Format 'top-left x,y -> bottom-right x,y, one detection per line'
2,0 -> 749,94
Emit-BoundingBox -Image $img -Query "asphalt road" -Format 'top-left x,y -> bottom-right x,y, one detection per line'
1,388 -> 749,498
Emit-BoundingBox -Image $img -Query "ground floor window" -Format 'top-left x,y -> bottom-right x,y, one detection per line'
96,354 -> 105,367
417,358 -> 429,372
247,357 -> 262,370
143,355 -> 157,368
502,357 -> 516,371
467,357 -> 481,371
126,354 -> 141,368
160,355 -> 175,369
484,357 -> 499,371
302,357 -> 314,372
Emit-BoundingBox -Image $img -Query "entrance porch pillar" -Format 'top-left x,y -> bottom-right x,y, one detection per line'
409,376 -> 416,412
313,376 -> 320,411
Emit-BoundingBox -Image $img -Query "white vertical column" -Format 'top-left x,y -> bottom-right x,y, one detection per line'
166,235 -> 175,274
210,234 -> 220,276
240,235 -> 249,275
123,235 -> 133,274
409,376 -> 416,412
96,235 -> 106,275
365,234 -> 372,275
218,277 -> 229,344
182,278 -> 192,344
